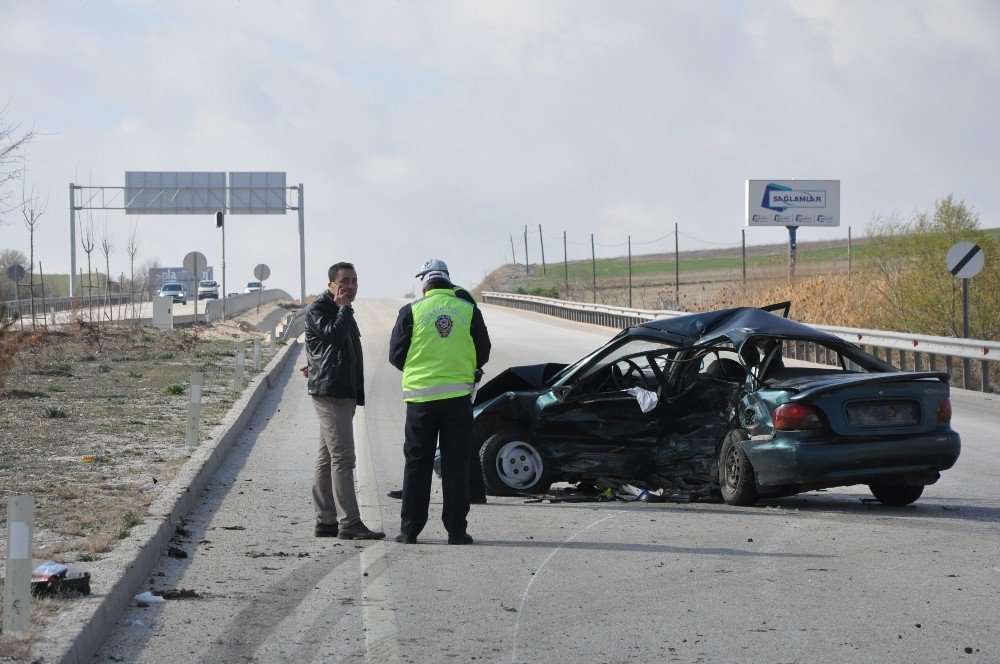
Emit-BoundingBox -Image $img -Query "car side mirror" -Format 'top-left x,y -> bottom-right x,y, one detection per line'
551,385 -> 571,401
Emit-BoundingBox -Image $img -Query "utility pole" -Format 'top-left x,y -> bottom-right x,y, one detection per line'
674,222 -> 680,307
847,225 -> 852,281
563,230 -> 568,295
217,211 -> 226,320
591,233 -> 596,303
523,225 -> 529,277
510,234 -> 517,266
742,229 -> 746,286
627,235 -> 632,308
538,224 -> 546,276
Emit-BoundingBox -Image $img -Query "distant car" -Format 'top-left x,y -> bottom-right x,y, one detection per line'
244,281 -> 264,294
197,280 -> 219,300
470,302 -> 960,506
157,283 -> 187,304
227,292 -> 239,298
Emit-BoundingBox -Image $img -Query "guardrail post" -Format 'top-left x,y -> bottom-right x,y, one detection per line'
253,339 -> 261,370
4,495 -> 33,634
929,354 -> 937,371
962,357 -> 971,390
234,342 -> 246,392
270,326 -> 277,353
981,360 -> 990,393
186,372 -> 203,447
945,356 -> 954,387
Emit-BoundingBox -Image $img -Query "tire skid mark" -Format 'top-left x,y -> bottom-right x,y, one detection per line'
356,404 -> 403,664
510,511 -> 622,664
197,551 -> 358,664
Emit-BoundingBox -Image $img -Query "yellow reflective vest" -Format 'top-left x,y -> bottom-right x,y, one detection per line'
402,289 -> 477,403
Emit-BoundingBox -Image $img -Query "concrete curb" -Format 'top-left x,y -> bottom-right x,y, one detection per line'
32,338 -> 302,664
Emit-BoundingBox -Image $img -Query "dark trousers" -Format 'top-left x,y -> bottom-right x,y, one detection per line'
400,396 -> 473,538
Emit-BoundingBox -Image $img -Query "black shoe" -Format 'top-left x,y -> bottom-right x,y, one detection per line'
394,533 -> 417,544
447,533 -> 474,545
337,522 -> 386,540
314,522 -> 339,538
470,495 -> 487,505
386,490 -> 403,500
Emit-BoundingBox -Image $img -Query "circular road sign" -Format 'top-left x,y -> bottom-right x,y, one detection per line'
183,251 -> 208,278
253,264 -> 271,281
6,264 -> 26,281
946,242 -> 985,279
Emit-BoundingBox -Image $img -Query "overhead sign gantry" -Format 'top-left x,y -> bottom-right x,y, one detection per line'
68,171 -> 307,306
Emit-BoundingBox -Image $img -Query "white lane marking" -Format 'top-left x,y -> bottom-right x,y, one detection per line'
355,406 -> 402,664
510,510 -> 621,663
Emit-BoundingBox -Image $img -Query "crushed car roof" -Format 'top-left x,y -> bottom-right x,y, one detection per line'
636,306 -> 848,347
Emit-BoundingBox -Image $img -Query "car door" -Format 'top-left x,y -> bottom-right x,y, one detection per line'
532,339 -> 670,482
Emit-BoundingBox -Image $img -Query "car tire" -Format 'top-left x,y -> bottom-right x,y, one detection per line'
481,430 -> 552,496
868,482 -> 923,507
719,429 -> 759,506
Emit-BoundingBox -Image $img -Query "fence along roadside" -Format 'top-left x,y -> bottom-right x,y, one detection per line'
482,291 -> 1000,393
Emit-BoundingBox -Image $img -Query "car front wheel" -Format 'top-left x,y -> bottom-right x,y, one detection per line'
719,429 -> 759,506
481,430 -> 553,496
868,482 -> 923,506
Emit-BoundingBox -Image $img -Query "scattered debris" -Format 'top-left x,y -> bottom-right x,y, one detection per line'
167,546 -> 188,558
153,588 -> 201,600
500,603 -> 517,612
31,560 -> 92,596
221,525 -> 246,530
134,591 -> 166,604
246,551 -> 311,558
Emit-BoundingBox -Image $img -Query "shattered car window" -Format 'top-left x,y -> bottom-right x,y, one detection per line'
555,337 -> 680,391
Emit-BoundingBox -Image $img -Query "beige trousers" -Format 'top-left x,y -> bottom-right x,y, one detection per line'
311,396 -> 362,528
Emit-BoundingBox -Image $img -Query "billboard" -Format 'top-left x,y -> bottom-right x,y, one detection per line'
125,172 -> 226,214
229,172 -> 287,214
746,180 -> 840,227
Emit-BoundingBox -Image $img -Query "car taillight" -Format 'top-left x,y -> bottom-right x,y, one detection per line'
936,398 -> 952,423
772,403 -> 825,431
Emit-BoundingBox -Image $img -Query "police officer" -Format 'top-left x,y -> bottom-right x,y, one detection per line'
386,259 -> 489,504
389,266 -> 491,544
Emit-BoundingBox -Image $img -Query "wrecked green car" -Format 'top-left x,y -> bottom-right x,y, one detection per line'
472,303 -> 960,506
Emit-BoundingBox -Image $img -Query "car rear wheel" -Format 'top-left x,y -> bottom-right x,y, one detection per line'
481,430 -> 552,496
868,482 -> 923,506
719,429 -> 758,506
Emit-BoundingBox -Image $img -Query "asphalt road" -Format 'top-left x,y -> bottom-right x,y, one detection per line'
95,299 -> 1000,663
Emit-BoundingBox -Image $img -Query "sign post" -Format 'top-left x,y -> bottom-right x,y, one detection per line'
946,242 -> 985,387
253,264 -> 271,313
183,251 -> 208,322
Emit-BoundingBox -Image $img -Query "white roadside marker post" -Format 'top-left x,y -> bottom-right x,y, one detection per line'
4,496 -> 34,634
253,339 -> 261,371
270,326 -> 276,353
234,342 -> 246,392
186,372 -> 203,447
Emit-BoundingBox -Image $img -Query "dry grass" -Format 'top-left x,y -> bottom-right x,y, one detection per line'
0,303 -> 292,661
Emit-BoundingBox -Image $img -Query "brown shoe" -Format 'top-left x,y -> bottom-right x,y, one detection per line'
338,522 -> 386,540
315,522 -> 339,538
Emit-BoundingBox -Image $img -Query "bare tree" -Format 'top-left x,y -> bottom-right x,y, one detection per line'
80,216 -> 96,320
99,222 -> 115,321
21,182 -> 48,331
126,222 -> 140,322
0,105 -> 34,224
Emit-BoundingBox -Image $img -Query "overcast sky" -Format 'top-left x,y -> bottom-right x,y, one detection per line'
1,0 -> 998,299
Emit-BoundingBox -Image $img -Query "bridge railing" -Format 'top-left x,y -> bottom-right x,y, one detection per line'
481,291 -> 1000,393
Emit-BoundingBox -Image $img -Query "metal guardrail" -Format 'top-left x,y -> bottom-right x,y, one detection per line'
3,294 -> 138,317
482,291 -> 1000,393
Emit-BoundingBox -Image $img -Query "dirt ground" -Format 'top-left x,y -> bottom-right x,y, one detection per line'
0,301 -> 296,655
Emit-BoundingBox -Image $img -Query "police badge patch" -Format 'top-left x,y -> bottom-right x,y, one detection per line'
435,315 -> 454,338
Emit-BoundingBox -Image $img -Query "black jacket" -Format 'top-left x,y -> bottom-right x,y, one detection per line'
305,290 -> 365,405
